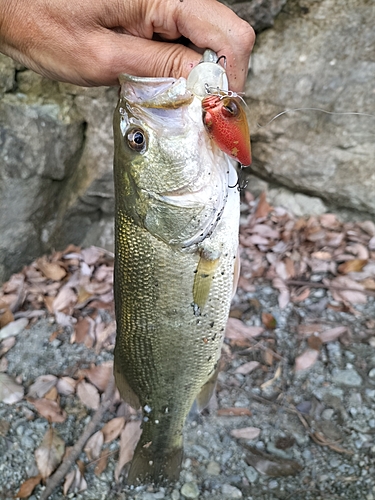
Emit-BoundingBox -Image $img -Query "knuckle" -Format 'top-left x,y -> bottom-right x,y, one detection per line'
237,19 -> 256,52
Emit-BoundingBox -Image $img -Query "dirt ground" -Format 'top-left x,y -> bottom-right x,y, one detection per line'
1,193 -> 375,500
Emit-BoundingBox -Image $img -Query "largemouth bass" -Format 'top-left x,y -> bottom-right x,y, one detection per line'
113,51 -> 245,484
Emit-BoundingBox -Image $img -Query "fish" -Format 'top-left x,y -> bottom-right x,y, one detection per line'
113,50 -> 243,485
202,93 -> 252,166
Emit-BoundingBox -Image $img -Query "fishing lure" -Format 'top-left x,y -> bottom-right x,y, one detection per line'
202,87 -> 252,167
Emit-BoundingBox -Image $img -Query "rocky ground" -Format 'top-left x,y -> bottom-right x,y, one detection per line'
1,192 -> 375,500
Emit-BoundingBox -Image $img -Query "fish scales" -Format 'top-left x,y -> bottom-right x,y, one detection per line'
113,52 -> 241,484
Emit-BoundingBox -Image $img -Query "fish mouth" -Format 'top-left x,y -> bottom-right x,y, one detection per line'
119,74 -> 194,109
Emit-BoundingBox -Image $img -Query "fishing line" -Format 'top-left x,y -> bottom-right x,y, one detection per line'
256,107 -> 375,129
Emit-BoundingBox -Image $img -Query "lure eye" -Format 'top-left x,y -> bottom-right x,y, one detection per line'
127,129 -> 146,152
222,99 -> 239,118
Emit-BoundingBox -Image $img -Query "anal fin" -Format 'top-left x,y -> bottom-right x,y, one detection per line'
195,361 -> 221,411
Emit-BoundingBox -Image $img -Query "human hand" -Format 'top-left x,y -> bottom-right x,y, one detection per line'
0,0 -> 254,91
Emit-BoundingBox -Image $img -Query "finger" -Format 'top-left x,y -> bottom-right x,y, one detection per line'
174,0 -> 255,92
78,33 -> 202,86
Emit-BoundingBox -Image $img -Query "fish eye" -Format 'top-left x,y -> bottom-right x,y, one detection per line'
127,128 -> 146,152
222,99 -> 239,117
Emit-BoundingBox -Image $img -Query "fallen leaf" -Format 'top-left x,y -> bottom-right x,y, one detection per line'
330,276 -> 367,304
28,398 -> 67,422
102,416 -> 126,443
72,317 -> 91,344
44,386 -> 58,401
295,349 -> 319,372
0,308 -> 14,328
338,259 -> 368,274
35,428 -> 65,479
225,318 -> 264,343
28,375 -> 58,399
230,427 -> 260,440
0,372 -> 24,404
15,474 -> 43,498
319,326 -> 348,343
56,376 -> 76,396
115,420 -> 142,481
245,447 -> 303,477
0,336 -> 16,356
255,192 -> 273,219
234,361 -> 260,375
37,257 -> 67,281
260,364 -> 282,389
217,407 -> 252,417
0,317 -> 28,341
84,430 -> 104,461
307,334 -> 322,351
95,450 -> 109,476
81,246 -> 104,265
82,362 -> 113,392
261,313 -> 277,329
272,278 -> 290,309
53,286 -> 77,313
77,381 -> 100,410
63,466 -> 88,495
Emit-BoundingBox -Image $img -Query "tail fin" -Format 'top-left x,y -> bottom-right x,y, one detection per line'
127,441 -> 183,485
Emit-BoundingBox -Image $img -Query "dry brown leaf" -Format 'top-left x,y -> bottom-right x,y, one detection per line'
319,326 -> 348,343
338,259 -> 368,274
83,361 -> 113,392
115,420 -> 142,481
234,361 -> 260,375
291,287 -> 310,303
217,407 -> 252,417
307,334 -> 323,351
15,474 -> 43,498
330,276 -> 367,304
84,430 -> 104,461
0,357 -> 8,372
44,386 -> 58,401
297,324 -> 323,337
73,317 -> 91,344
37,257 -> 67,281
225,318 -> 264,342
53,286 -> 77,313
56,376 -> 77,396
81,246 -> 104,265
260,364 -> 282,389
261,313 -> 277,330
95,450 -> 109,476
102,416 -> 126,443
0,317 -> 28,340
295,349 -> 319,372
0,336 -> 16,356
28,375 -> 58,399
312,251 -> 332,260
28,398 -> 67,422
0,372 -> 24,404
245,447 -> 303,477
272,278 -> 290,309
77,380 -> 100,410
35,428 -> 65,479
263,349 -> 274,366
0,308 -> 14,328
255,192 -> 273,219
230,427 -> 260,440
63,467 -> 88,495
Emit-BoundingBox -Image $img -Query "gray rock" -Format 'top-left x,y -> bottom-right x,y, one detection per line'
332,369 -> 363,387
206,461 -> 221,475
245,466 -> 259,483
221,484 -> 243,498
181,482 -> 200,499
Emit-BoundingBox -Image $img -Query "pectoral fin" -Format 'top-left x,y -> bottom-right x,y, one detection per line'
193,253 -> 220,312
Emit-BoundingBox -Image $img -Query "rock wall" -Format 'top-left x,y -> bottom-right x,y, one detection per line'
0,0 -> 374,283
0,58 -> 117,283
246,0 -> 375,216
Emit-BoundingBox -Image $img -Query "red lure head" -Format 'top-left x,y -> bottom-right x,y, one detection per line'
202,94 -> 251,166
